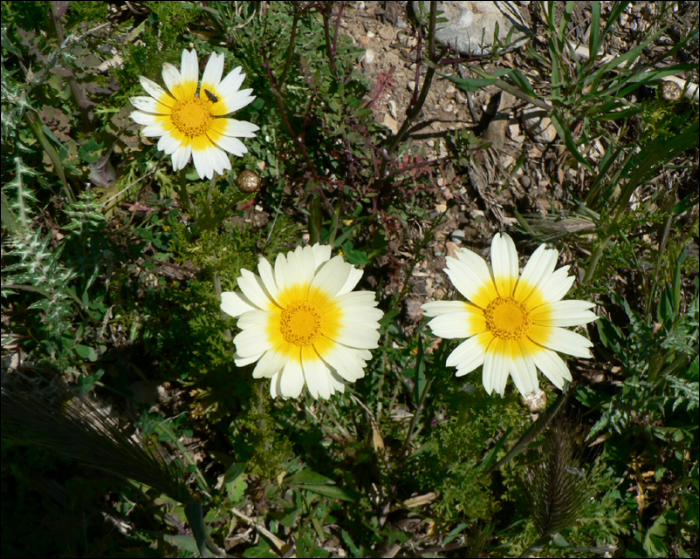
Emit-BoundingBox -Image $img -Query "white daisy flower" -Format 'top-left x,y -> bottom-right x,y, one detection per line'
220,244 -> 383,400
130,49 -> 259,180
422,233 -> 597,397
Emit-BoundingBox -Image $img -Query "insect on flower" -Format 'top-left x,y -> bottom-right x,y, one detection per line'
130,49 -> 258,180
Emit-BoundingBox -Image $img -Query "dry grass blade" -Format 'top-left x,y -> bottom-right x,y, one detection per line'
521,417 -> 590,557
1,368 -> 192,505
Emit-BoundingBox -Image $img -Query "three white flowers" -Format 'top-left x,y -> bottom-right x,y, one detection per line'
128,50 -> 596,400
130,49 -> 259,180
422,233 -> 597,397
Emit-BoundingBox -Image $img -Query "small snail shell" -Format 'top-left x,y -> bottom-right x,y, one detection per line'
659,80 -> 682,103
235,169 -> 261,193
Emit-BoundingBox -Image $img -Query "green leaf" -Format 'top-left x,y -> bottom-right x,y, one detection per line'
75,344 -> 98,362
287,470 -> 335,485
163,534 -> 202,555
297,484 -> 355,502
242,539 -> 277,558
643,513 -> 668,556
184,500 -> 211,558
550,111 -> 593,171
224,462 -> 246,483
657,287 -> 677,325
448,76 -> 498,92
79,138 -> 104,164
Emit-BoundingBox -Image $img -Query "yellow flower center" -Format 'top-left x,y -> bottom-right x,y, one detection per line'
280,300 -> 323,347
170,97 -> 212,137
484,297 -> 531,340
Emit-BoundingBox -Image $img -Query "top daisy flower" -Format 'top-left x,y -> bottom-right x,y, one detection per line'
130,49 -> 259,180
220,244 -> 383,400
422,233 -> 597,397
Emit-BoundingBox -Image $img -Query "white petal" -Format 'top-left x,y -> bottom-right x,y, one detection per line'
538,266 -> 576,303
269,371 -> 281,398
162,63 -> 183,98
130,96 -> 163,114
428,309 -> 483,339
138,76 -> 175,106
446,333 -> 490,376
130,111 -> 159,125
219,66 -> 245,96
141,123 -> 167,137
328,369 -> 347,395
322,344 -> 368,382
158,132 -> 181,155
201,52 -> 224,90
532,349 -> 572,390
509,343 -> 539,396
192,146 -> 215,180
491,233 -> 519,297
454,246 -> 493,283
214,135 -> 248,157
221,291 -> 256,317
235,352 -> 264,367
257,257 -> 279,303
338,267 -> 364,295
445,257 -> 496,308
252,350 -> 286,379
278,360 -> 305,399
311,256 -> 352,298
302,352 -> 332,399
339,306 -> 384,323
297,245 -> 318,285
421,300 -> 466,317
532,300 -> 598,327
237,309 -> 270,330
218,119 -> 260,138
223,89 -> 256,113
514,244 -> 559,303
238,269 -> 273,310
311,244 -> 333,267
282,247 -> 304,287
482,342 -> 504,395
336,291 -> 378,309
273,252 -> 291,291
180,49 -> 199,86
336,321 -> 380,349
536,327 -> 593,358
211,144 -> 232,175
172,144 -> 192,171
234,325 -> 272,357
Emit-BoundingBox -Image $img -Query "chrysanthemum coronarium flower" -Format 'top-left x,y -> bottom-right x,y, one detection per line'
130,49 -> 258,180
422,233 -> 597,397
220,245 -> 383,399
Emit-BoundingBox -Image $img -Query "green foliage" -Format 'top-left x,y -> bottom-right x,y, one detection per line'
409,389 -> 523,523
2,0 -> 699,557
